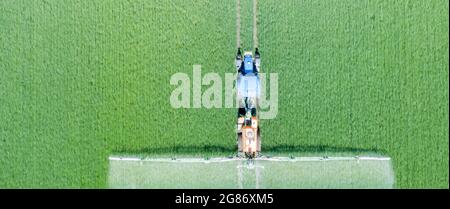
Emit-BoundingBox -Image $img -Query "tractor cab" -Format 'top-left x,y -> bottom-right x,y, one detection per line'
243,53 -> 255,74
236,49 -> 260,75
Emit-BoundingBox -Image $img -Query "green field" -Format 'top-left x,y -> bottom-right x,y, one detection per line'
0,0 -> 448,188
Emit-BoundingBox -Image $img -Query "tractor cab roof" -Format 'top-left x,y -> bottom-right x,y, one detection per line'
243,53 -> 254,74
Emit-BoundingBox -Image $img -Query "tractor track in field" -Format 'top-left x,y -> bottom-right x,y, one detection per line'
236,0 -> 241,48
236,0 -> 258,49
253,0 -> 258,49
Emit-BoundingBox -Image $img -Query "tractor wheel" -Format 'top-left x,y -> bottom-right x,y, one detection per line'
257,128 -> 261,152
237,133 -> 243,152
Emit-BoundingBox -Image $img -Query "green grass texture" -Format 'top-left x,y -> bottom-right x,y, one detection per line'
0,0 -> 448,188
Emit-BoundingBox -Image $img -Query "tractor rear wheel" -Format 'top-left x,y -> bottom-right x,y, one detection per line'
257,128 -> 261,153
237,133 -> 243,152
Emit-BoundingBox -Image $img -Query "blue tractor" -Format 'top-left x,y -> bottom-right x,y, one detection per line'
235,48 -> 261,158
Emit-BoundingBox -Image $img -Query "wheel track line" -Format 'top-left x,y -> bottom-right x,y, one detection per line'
236,0 -> 258,50
253,0 -> 258,49
236,0 -> 241,49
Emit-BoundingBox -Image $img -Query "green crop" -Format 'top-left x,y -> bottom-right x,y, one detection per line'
0,0 -> 448,188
